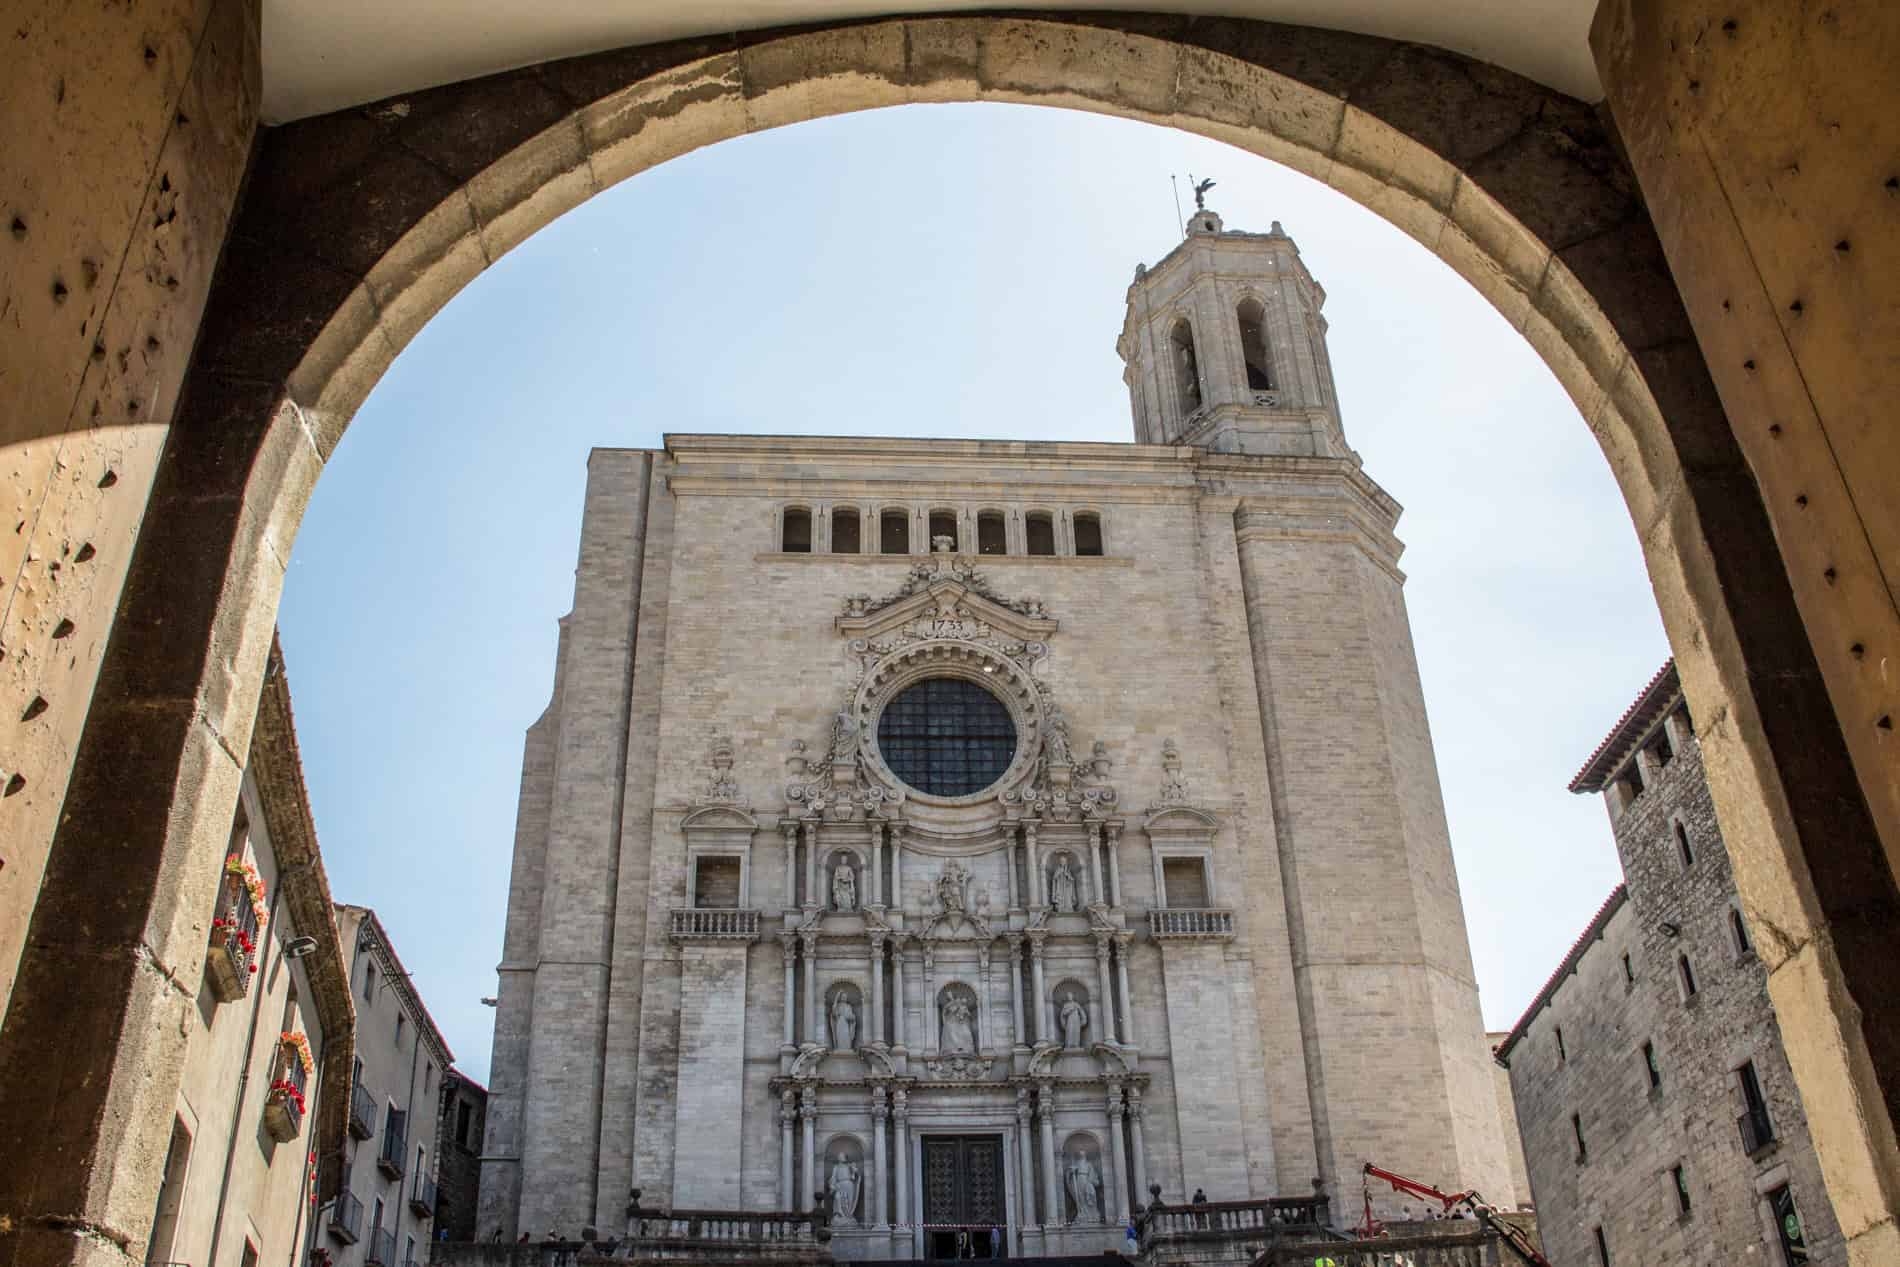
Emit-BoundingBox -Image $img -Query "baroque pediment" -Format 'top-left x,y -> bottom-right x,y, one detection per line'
836,553 -> 1057,646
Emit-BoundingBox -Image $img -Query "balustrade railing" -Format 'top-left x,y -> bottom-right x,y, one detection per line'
1257,1228 -> 1495,1267
1149,908 -> 1236,939
349,1081 -> 376,1139
365,1227 -> 396,1267
1139,1194 -> 1329,1249
410,1174 -> 437,1217
625,1208 -> 818,1244
327,1191 -> 363,1244
668,908 -> 761,941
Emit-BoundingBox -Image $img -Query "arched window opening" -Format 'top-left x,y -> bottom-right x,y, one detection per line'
880,510 -> 910,555
782,507 -> 812,553
831,508 -> 861,554
1237,298 -> 1274,391
928,510 -> 958,552
976,511 -> 1006,556
1674,821 -> 1694,868
1073,512 -> 1103,557
1025,512 -> 1056,557
1169,319 -> 1202,415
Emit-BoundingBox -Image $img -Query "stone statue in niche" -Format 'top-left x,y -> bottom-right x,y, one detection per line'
829,1153 -> 861,1226
828,988 -> 859,1052
940,993 -> 977,1055
829,711 -> 858,763
1051,856 -> 1080,913
832,859 -> 857,911
1066,1150 -> 1104,1224
937,861 -> 969,915
1058,991 -> 1087,1049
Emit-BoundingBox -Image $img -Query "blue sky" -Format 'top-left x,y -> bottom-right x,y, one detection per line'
277,103 -> 1666,1082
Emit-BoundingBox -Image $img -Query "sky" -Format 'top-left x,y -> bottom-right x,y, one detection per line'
277,102 -> 1668,1084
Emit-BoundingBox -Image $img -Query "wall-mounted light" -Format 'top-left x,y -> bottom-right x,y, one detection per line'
1658,921 -> 1681,938
284,935 -> 320,958
480,997 -> 499,1007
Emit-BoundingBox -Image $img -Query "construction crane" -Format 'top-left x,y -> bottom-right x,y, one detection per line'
1357,1163 -> 1552,1267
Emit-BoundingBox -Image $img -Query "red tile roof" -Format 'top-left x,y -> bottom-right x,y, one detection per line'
1568,660 -> 1679,793
1492,884 -> 1628,1065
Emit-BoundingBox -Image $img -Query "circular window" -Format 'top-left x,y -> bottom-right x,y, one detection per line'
876,677 -> 1018,798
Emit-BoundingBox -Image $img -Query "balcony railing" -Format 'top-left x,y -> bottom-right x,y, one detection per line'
669,908 -> 761,942
365,1227 -> 396,1267
410,1175 -> 437,1218
348,1082 -> 376,1139
377,1129 -> 406,1179
1149,908 -> 1236,939
263,1041 -> 309,1143
327,1190 -> 363,1244
1257,1229 -> 1496,1267
1138,1195 -> 1330,1252
1739,1108 -> 1776,1154
625,1206 -> 821,1247
204,873 -> 261,1003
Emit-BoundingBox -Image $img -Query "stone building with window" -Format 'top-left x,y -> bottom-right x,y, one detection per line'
146,637 -> 355,1267
477,209 -> 1512,1259
326,907 -> 454,1267
435,1072 -> 490,1242
1495,661 -> 1843,1267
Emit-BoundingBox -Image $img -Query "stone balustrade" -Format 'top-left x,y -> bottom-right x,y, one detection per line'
668,908 -> 761,942
1148,908 -> 1236,939
1137,1194 -> 1333,1264
1256,1227 -> 1502,1267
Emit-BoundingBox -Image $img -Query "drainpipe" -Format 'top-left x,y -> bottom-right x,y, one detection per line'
207,863 -> 290,1267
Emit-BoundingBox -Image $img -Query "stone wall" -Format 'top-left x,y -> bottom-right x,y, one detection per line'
1505,710 -> 1845,1265
437,1075 -> 490,1242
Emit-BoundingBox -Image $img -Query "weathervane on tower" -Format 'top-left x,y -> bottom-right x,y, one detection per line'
1191,175 -> 1216,210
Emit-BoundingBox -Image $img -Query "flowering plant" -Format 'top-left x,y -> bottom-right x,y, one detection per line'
225,855 -> 269,933
268,1077 -> 308,1114
281,1030 -> 315,1075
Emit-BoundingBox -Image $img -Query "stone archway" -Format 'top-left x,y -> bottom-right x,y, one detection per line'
1,11 -> 1893,1267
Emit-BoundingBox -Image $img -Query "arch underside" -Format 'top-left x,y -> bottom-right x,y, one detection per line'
5,11 -> 1893,1267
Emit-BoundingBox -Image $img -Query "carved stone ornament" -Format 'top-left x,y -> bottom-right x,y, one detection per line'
696,733 -> 741,805
924,1051 -> 994,1081
1151,737 -> 1191,810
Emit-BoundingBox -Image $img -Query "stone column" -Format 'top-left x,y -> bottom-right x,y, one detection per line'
978,944 -> 994,1054
1025,823 -> 1043,908
1104,1086 -> 1128,1223
869,823 -> 884,907
923,946 -> 939,1053
805,823 -> 819,910
1092,936 -> 1113,1045
800,1087 -> 818,1210
1038,1084 -> 1061,1225
1006,935 -> 1027,1048
871,1087 -> 890,1229
868,932 -> 886,1047
892,833 -> 906,910
1016,1089 -> 1039,1229
1006,833 -> 1020,910
1029,934 -> 1050,1043
782,822 -> 800,909
1085,823 -> 1105,904
780,1089 -> 796,1208
892,938 -> 909,1050
1128,1090 -> 1150,1205
801,928 -> 820,1046
780,933 -> 799,1047
894,1090 -> 911,1232
1114,933 -> 1137,1048
1105,825 -> 1123,906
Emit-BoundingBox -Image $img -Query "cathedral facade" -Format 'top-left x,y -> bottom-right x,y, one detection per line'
477,209 -> 1510,1259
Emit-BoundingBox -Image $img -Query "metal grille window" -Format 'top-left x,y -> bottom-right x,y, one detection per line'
877,678 -> 1016,797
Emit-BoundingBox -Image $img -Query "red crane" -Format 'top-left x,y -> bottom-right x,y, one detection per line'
1357,1163 -> 1551,1267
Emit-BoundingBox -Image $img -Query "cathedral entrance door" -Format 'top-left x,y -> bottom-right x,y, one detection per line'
920,1135 -> 1007,1260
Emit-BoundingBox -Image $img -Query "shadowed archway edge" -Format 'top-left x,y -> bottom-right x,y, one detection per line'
1,12 -> 1892,1267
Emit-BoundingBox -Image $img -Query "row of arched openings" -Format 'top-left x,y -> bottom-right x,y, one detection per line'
1168,297 -> 1277,417
782,507 -> 1104,557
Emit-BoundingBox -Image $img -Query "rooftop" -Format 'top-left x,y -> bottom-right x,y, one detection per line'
1568,659 -> 1679,794
1492,884 -> 1628,1064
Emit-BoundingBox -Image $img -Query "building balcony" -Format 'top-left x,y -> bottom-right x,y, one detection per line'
348,1081 -> 376,1140
263,1037 -> 311,1143
1739,1108 -> 1777,1155
410,1174 -> 436,1218
1149,907 -> 1236,940
669,908 -> 761,943
1138,1194 -> 1331,1259
327,1191 -> 363,1244
377,1129 -> 406,1179
365,1227 -> 397,1267
204,873 -> 262,1003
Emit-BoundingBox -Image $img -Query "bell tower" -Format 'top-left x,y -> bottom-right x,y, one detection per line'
1117,201 -> 1350,459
